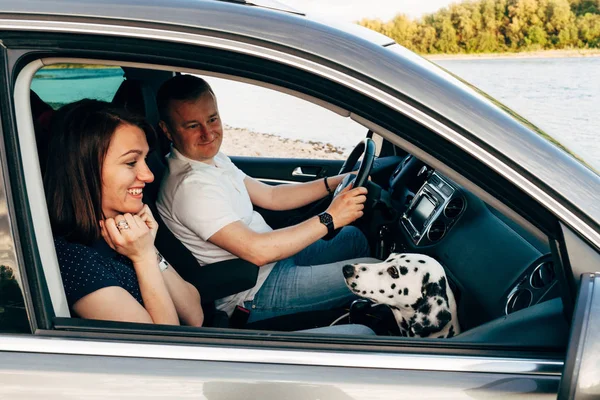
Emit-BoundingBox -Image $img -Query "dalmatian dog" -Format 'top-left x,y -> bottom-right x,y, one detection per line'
343,253 -> 460,338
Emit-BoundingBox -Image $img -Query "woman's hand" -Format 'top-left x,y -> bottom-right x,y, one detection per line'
137,204 -> 159,240
100,213 -> 155,264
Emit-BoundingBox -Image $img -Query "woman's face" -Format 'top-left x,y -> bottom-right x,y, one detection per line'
101,123 -> 154,219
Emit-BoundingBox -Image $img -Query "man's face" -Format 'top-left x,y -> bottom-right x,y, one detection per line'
160,91 -> 223,164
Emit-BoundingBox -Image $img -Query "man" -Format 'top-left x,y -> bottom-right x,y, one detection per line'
156,75 -> 377,323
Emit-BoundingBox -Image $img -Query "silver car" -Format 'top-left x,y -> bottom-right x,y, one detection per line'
0,0 -> 599,398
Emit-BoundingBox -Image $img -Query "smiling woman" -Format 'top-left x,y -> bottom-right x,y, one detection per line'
43,100 -> 204,326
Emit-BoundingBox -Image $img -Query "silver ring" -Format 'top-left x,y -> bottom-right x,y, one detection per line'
116,220 -> 130,230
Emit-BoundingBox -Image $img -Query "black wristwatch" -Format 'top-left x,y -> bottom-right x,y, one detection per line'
318,212 -> 335,234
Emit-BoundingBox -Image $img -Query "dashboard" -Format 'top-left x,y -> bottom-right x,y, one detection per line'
375,156 -> 561,332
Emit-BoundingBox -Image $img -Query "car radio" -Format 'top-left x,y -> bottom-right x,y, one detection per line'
401,173 -> 465,246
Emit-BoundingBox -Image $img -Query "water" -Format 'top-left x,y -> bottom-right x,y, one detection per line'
31,58 -> 600,169
435,57 -> 600,170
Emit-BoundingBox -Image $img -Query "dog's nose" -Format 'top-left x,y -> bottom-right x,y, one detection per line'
343,264 -> 355,278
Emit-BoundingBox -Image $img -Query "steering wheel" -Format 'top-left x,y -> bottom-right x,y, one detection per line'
333,138 -> 376,197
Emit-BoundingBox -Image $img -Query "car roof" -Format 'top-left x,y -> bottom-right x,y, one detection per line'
2,0 -> 600,235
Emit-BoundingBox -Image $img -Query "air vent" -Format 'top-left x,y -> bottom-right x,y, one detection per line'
530,262 -> 555,289
427,220 -> 446,242
506,289 -> 532,315
444,197 -> 465,219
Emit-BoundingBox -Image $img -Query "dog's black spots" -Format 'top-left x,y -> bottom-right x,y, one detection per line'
411,297 -> 426,310
353,289 -> 360,293
414,267 -> 418,272
351,282 -> 357,288
418,302 -> 431,316
405,304 -> 409,307
386,258 -> 396,263
362,291 -> 367,295
387,266 -> 400,279
400,254 -> 406,258
418,260 -> 426,264
391,283 -> 396,289
391,305 -> 400,311
370,291 -> 374,294
405,259 -> 411,263
355,275 -> 359,279
378,271 -> 383,275
437,299 -> 443,305
360,267 -> 367,272
379,289 -> 385,294
447,325 -> 455,338
404,288 -> 409,295
423,277 -> 448,299
388,295 -> 394,298
399,266 -> 408,275
422,317 -> 431,326
408,330 -> 415,337
422,272 -> 430,285
436,310 -> 452,328
398,290 -> 403,295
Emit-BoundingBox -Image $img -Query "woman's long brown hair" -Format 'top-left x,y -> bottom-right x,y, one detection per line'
44,99 -> 155,245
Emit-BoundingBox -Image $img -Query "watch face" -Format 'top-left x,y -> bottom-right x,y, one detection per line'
319,212 -> 333,227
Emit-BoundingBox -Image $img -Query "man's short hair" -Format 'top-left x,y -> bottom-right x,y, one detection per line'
156,75 -> 215,126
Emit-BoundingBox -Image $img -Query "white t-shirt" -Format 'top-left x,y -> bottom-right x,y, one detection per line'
157,148 -> 274,316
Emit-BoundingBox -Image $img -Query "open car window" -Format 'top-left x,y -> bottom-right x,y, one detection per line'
14,57 -> 567,357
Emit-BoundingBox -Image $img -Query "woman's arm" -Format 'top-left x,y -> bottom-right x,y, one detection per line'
137,205 -> 204,326
101,214 -> 179,325
161,265 -> 203,327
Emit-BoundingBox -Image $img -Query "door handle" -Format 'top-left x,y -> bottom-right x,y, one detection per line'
292,167 -> 317,178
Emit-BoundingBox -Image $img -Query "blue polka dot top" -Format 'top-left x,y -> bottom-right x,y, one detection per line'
54,237 -> 143,307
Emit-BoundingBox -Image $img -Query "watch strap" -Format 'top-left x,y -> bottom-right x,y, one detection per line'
318,212 -> 335,234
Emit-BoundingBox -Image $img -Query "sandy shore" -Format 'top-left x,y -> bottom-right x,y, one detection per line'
426,48 -> 600,61
221,126 -> 347,160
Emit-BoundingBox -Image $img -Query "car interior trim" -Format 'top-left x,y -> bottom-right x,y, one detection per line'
13,59 -> 70,318
0,334 -> 564,376
1,18 -> 599,255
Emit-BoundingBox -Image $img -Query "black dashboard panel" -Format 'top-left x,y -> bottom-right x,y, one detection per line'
392,171 -> 553,331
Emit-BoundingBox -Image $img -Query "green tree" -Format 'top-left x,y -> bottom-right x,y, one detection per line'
358,0 -> 599,54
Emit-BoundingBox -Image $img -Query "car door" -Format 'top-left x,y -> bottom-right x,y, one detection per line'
0,5 -> 588,397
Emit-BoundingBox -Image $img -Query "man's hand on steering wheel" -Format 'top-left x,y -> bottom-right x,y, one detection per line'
325,184 -> 368,229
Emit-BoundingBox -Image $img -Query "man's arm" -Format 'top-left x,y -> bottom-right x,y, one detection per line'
245,174 -> 350,211
209,185 -> 367,266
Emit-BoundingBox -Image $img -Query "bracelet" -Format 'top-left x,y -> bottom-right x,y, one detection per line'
323,176 -> 333,195
156,251 -> 170,272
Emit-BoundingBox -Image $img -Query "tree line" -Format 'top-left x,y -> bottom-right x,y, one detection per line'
359,0 -> 600,53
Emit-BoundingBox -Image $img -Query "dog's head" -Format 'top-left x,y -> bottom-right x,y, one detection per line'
343,253 -> 453,337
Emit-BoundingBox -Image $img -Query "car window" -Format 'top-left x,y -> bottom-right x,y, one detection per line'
0,265 -> 29,333
31,64 -> 125,109
200,75 -> 369,160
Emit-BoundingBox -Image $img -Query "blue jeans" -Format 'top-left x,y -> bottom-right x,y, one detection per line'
245,226 -> 379,323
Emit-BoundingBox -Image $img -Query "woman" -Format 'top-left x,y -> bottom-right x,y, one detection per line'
45,99 -> 203,326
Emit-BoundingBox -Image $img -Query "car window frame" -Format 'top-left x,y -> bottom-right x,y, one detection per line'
2,31 -> 572,370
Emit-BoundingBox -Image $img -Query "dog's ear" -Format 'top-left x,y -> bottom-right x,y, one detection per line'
410,275 -> 452,337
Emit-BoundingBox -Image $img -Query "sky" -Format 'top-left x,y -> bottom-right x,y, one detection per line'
280,0 -> 457,22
